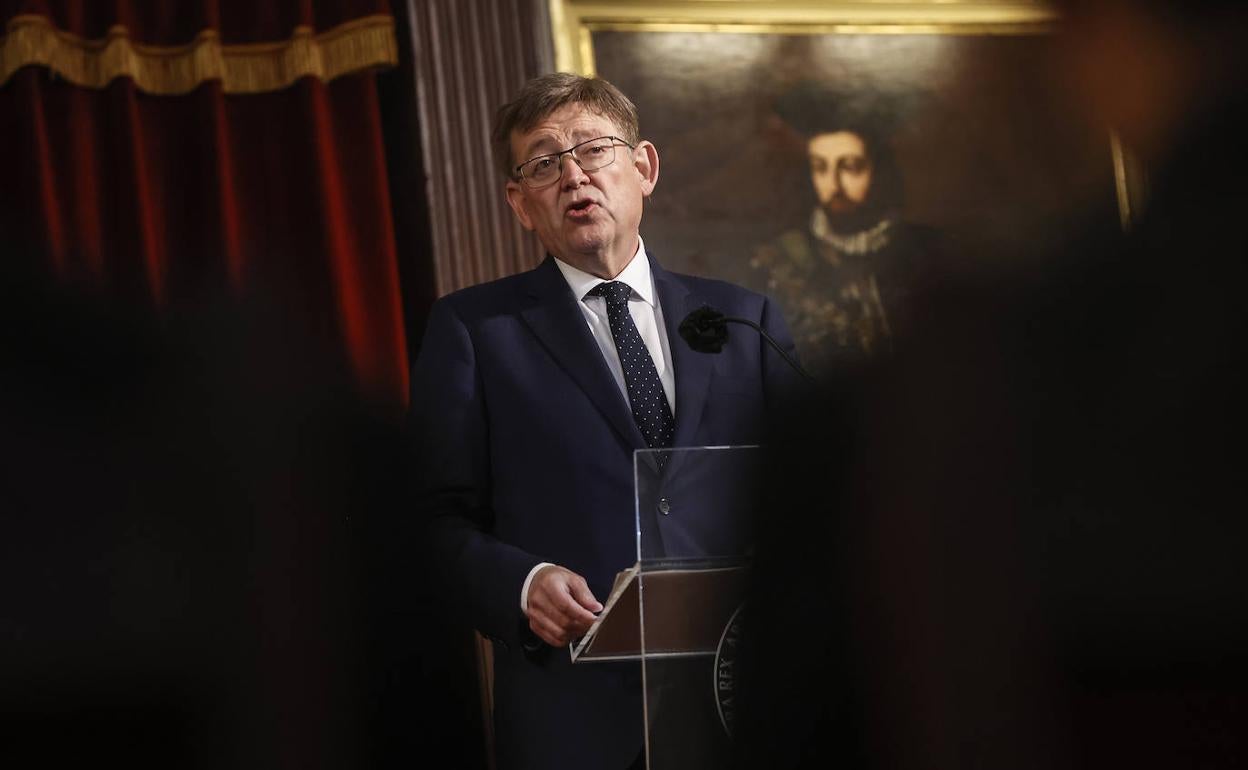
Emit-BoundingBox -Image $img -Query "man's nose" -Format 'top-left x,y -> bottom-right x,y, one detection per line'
560,153 -> 589,188
829,169 -> 844,194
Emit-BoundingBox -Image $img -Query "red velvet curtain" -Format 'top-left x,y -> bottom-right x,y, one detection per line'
0,0 -> 409,408
2,0 -> 387,42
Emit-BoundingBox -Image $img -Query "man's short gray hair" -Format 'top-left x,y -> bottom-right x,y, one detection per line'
491,73 -> 640,179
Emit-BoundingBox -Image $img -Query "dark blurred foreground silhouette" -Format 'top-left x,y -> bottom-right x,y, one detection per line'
0,258 -> 482,768
736,2 -> 1248,767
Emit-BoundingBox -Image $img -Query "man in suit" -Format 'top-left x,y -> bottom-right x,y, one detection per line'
409,73 -> 797,770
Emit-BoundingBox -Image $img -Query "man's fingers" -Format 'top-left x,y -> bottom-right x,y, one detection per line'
568,578 -> 603,614
531,596 -> 594,637
532,568 -> 598,621
528,605 -> 592,645
549,592 -> 597,625
531,621 -> 560,647
530,616 -> 571,647
525,565 -> 601,646
531,585 -> 592,621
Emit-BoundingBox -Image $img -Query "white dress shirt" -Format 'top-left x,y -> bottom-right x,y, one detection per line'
520,239 -> 677,613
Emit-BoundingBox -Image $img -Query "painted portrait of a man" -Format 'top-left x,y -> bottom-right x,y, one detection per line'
750,83 -> 943,372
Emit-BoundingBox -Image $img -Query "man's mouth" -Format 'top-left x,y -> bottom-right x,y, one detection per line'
565,199 -> 598,218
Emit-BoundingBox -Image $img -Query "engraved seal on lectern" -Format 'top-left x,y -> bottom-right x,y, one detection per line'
713,602 -> 746,737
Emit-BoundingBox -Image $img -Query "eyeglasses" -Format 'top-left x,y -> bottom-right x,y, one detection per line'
513,135 -> 636,188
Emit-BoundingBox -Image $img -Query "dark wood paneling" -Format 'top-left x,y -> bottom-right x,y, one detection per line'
404,0 -> 553,296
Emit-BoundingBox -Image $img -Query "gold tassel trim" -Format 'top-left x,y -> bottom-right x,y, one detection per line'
0,13 -> 398,95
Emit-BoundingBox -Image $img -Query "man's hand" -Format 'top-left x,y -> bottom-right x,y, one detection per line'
525,565 -> 603,647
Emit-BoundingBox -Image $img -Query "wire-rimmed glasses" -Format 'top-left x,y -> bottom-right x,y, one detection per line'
513,135 -> 635,188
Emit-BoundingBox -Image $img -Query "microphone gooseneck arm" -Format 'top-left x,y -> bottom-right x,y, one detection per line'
717,315 -> 816,384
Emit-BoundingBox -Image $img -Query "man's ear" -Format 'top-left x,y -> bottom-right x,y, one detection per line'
505,180 -> 535,231
633,140 -> 659,197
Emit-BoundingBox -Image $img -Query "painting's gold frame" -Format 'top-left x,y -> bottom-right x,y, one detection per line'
546,0 -> 1147,228
549,1 -> 1059,76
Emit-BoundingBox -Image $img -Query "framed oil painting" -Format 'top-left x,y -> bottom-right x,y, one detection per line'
549,1 -> 1128,371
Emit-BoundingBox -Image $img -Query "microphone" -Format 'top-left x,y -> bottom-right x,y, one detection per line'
678,306 -> 815,383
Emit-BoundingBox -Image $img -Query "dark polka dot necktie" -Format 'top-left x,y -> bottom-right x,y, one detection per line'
589,281 -> 676,454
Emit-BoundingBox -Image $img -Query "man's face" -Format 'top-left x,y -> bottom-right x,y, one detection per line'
504,103 -> 657,278
808,131 -> 874,217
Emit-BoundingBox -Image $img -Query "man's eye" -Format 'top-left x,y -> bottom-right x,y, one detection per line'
584,143 -> 610,155
840,157 -> 869,173
533,157 -> 557,172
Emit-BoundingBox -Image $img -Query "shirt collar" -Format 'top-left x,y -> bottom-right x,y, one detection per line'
553,238 -> 655,307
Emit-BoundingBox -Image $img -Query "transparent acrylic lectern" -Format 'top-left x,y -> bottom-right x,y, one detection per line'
569,445 -> 761,769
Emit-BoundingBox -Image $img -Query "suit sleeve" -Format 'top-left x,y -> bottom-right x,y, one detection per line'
409,298 -> 543,648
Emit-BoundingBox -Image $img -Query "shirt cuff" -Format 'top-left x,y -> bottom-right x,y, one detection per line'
520,562 -> 555,614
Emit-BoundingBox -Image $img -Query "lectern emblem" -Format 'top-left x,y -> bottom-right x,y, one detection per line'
713,602 -> 745,737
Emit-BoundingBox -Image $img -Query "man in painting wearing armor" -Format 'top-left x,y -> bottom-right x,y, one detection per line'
751,85 -> 941,372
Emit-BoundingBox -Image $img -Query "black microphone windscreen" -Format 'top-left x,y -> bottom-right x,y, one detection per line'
679,306 -> 729,353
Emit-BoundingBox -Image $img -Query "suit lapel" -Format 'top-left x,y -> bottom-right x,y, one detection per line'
518,257 -> 647,452
653,256 -> 715,449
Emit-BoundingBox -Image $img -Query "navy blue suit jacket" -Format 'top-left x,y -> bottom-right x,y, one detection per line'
410,253 -> 796,770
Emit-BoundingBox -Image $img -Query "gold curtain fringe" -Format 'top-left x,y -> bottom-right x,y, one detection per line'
0,13 -> 398,95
